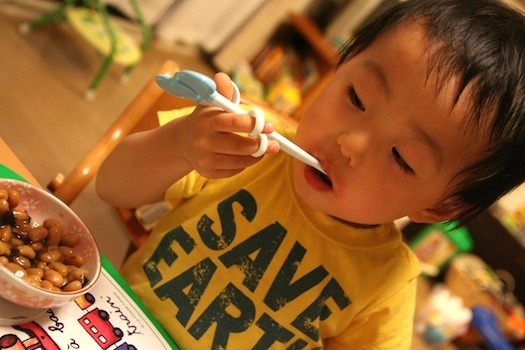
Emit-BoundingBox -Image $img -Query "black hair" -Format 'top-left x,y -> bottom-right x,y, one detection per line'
338,0 -> 525,221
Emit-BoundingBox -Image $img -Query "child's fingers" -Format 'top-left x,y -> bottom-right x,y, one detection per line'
207,133 -> 262,156
193,153 -> 260,179
214,72 -> 234,101
195,130 -> 277,157
267,140 -> 280,154
212,112 -> 274,134
193,140 -> 280,178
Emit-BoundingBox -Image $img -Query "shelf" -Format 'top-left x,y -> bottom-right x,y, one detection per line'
248,12 -> 337,120
289,12 -> 338,120
288,12 -> 338,66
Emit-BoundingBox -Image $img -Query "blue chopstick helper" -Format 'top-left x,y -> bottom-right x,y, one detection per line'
155,70 -> 326,174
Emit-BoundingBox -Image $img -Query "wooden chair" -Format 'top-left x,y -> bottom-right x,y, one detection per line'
47,60 -> 195,248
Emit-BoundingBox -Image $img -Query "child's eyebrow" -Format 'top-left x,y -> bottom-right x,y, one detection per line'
364,61 -> 392,98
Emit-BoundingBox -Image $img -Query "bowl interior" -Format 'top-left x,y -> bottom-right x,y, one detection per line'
0,178 -> 101,299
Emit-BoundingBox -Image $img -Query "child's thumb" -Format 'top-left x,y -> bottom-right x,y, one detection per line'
214,72 -> 234,101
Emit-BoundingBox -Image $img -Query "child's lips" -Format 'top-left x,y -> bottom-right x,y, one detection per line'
304,164 -> 333,191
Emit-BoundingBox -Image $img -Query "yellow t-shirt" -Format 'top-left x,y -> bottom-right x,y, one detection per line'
120,109 -> 421,349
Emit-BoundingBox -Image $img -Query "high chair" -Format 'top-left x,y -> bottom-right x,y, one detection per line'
19,0 -> 151,100
46,60 -> 195,248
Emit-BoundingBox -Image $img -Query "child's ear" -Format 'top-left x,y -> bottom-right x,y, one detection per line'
408,206 -> 461,223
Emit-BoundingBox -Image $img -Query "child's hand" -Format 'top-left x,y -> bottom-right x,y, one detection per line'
97,73 -> 280,207
175,72 -> 279,179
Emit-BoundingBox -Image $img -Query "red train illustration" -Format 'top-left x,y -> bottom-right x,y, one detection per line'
75,293 -> 136,350
0,293 -> 136,350
78,308 -> 124,349
0,322 -> 59,350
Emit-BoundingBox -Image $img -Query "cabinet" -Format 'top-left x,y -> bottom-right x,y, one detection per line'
286,12 -> 338,120
211,0 -> 314,72
242,12 -> 338,120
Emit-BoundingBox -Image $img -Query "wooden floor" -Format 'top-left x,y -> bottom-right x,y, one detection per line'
0,2 -> 214,268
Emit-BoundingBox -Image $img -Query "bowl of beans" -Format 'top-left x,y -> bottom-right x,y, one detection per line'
0,178 -> 101,325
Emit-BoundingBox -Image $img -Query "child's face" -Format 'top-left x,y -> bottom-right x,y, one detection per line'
292,22 -> 487,225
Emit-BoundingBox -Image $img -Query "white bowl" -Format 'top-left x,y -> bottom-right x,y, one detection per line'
0,178 -> 101,325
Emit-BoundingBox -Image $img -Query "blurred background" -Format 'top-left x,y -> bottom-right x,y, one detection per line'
1,0 -> 525,348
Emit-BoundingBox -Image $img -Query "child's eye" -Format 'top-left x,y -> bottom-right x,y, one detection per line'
392,147 -> 415,175
347,87 -> 365,111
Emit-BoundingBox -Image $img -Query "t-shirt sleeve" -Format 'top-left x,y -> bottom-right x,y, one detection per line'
324,277 -> 418,350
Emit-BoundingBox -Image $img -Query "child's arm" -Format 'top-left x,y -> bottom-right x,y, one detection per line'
96,73 -> 277,209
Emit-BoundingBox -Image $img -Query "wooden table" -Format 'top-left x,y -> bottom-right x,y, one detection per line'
0,137 -> 177,348
0,138 -> 38,185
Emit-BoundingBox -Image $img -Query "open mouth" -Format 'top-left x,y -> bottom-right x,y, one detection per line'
304,165 -> 333,191
314,167 -> 333,187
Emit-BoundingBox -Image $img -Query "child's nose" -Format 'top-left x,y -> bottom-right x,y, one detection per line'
336,131 -> 372,167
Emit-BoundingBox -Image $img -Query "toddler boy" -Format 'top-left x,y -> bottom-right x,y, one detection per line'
96,0 -> 525,348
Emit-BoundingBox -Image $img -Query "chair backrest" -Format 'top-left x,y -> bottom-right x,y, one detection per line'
48,60 -> 195,205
